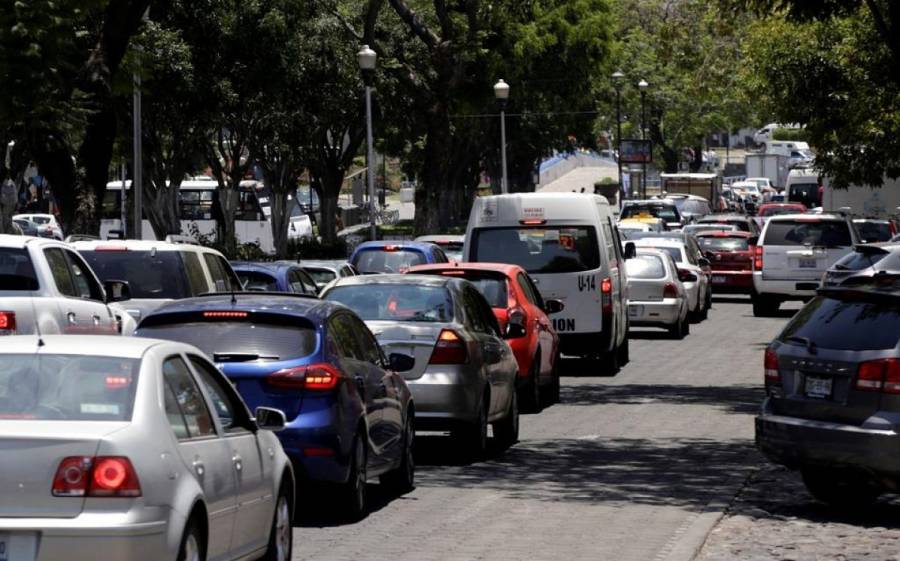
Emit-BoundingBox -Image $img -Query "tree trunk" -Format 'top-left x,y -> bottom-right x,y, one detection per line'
415,109 -> 452,235
269,188 -> 291,259
215,185 -> 238,257
319,190 -> 340,246
72,106 -> 118,235
143,181 -> 182,240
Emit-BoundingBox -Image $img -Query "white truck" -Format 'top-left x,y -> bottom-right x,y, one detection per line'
745,153 -> 792,189
821,177 -> 900,218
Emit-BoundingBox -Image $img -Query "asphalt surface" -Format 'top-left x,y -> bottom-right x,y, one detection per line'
293,297 -> 799,561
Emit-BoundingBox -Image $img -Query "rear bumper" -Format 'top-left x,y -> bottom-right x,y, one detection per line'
753,273 -> 820,299
405,367 -> 483,430
627,299 -> 681,327
710,270 -> 752,292
280,406 -> 353,484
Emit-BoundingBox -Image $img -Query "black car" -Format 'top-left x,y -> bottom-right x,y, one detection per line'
821,243 -> 900,287
756,282 -> 900,507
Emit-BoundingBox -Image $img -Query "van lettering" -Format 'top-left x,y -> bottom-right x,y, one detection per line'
578,275 -> 596,292
553,318 -> 576,332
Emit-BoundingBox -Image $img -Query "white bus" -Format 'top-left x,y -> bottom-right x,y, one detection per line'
101,177 -> 275,253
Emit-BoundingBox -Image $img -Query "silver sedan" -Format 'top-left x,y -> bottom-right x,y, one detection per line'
0,335 -> 294,561
321,274 -> 520,458
626,249 -> 691,338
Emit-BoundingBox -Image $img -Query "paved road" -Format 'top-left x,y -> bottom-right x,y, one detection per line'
293,298 -> 798,561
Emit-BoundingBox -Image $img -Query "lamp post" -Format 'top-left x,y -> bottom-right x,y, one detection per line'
612,71 -> 624,202
638,79 -> 649,199
494,79 -> 510,194
358,45 -> 377,241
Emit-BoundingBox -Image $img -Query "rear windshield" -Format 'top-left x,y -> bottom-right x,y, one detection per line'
427,272 -> 508,308
639,245 -> 683,264
621,204 -> 680,223
855,221 -> 892,243
763,220 -> 852,247
697,237 -> 750,251
137,321 -> 317,362
759,205 -> 805,217
626,255 -> 666,279
304,268 -> 337,285
237,271 -> 278,291
471,227 -> 601,274
831,251 -> 888,272
0,248 -> 39,291
0,355 -> 139,421
81,250 -> 190,299
353,249 -> 427,274
789,183 -> 819,208
780,296 -> 900,351
685,224 -> 735,235
701,218 -> 750,232
325,284 -> 454,322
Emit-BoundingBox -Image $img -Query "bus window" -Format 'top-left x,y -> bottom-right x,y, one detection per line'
180,190 -> 214,220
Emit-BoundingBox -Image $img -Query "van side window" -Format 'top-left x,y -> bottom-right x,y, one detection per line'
601,223 -> 616,264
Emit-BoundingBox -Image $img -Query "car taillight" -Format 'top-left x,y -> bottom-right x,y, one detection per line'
856,359 -> 900,393
266,363 -> 341,391
601,277 -> 612,313
430,329 -> 468,364
53,456 -> 141,498
663,283 -> 678,299
753,246 -> 763,270
0,311 -> 16,335
764,348 -> 780,385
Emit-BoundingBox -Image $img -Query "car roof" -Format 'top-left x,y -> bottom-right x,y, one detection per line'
695,230 -> 752,238
407,262 -> 522,276
699,214 -> 747,221
72,239 -> 216,253
415,235 -> 464,243
328,273 -> 456,289
296,260 -> 347,268
633,238 -> 685,248
0,335 -> 167,358
853,218 -> 891,223
623,199 -> 676,206
143,293 -> 335,322
0,234 -> 64,249
767,213 -> 846,222
353,241 -> 438,252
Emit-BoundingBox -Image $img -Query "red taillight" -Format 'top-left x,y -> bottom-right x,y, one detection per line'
430,329 -> 468,364
519,219 -> 547,225
601,277 -> 612,313
663,282 -> 678,299
53,456 -> 141,498
0,311 -> 16,334
754,246 -> 763,270
266,364 -> 341,391
764,348 -> 780,384
384,245 -> 400,252
203,311 -> 248,318
94,246 -> 129,252
856,359 -> 900,393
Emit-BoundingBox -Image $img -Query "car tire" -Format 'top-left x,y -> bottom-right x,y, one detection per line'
668,317 -> 686,339
380,414 -> 415,494
493,391 -> 519,450
260,484 -> 293,561
177,521 -> 204,561
520,358 -> 542,414
617,327 -> 630,366
339,432 -> 367,521
801,469 -> 881,508
454,394 -> 489,460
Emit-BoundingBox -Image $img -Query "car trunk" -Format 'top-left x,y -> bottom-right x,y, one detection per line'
365,320 -> 444,380
0,422 -> 124,518
710,250 -> 751,272
628,278 -> 666,302
761,219 -> 853,281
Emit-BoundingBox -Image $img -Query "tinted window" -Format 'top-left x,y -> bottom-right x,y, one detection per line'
81,250 -> 191,299
697,237 -> 750,251
855,221 -> 892,243
0,248 -> 38,291
329,314 -> 364,360
468,275 -> 509,308
138,321 -> 317,362
788,183 -> 819,208
237,271 -> 278,292
462,288 -> 491,334
163,356 -> 215,437
289,269 -> 318,295
45,248 -> 75,297
182,252 -> 208,295
353,249 -> 427,274
626,255 -> 666,279
203,254 -> 240,292
471,227 -> 601,274
763,220 -> 852,247
305,268 -> 337,285
620,204 -> 681,223
0,355 -> 138,421
780,296 -> 900,351
831,251 -> 888,272
325,284 -> 454,323
348,316 -> 383,364
64,250 -> 104,301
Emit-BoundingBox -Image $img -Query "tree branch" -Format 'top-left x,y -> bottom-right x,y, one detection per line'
864,0 -> 900,81
387,0 -> 441,49
435,0 -> 455,39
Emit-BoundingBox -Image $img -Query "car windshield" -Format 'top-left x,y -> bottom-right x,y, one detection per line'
81,250 -> 191,299
137,321 -> 318,362
0,355 -> 139,421
621,204 -> 681,223
471,227 -> 601,274
0,248 -> 39,291
626,255 -> 666,279
697,237 -> 750,251
325,284 -> 454,322
305,268 -> 337,285
237,271 -> 278,291
640,245 -> 683,263
831,251 -> 888,272
855,221 -> 892,243
780,296 -> 900,351
353,249 -> 427,274
763,220 -> 852,247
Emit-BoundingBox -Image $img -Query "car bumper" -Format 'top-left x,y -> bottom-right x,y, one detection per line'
753,273 -> 821,299
280,406 -> 352,484
710,270 -> 752,292
405,367 -> 483,430
627,299 -> 681,327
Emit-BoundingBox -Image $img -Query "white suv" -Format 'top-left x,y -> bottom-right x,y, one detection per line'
73,236 -> 242,322
0,235 -> 132,336
751,213 -> 859,316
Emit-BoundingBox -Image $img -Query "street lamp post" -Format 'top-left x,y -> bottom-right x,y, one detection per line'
358,45 -> 377,241
612,71 -> 624,202
494,79 -> 510,194
638,79 -> 649,199
132,8 -> 149,240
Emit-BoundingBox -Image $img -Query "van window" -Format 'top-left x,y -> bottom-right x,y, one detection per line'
763,220 -> 852,247
471,227 -> 601,274
788,183 -> 819,208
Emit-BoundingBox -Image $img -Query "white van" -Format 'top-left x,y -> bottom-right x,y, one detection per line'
785,168 -> 820,209
464,193 -> 632,372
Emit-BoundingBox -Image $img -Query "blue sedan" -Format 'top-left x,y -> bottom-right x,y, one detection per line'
135,293 -> 416,519
231,261 -> 319,295
349,241 -> 450,274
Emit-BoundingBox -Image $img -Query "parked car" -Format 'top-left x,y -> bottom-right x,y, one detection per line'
756,283 -> 900,507
13,218 -> 39,237
626,249 -> 691,338
696,231 -> 755,294
620,199 -> 684,229
0,335 -> 295,561
406,262 -> 563,411
853,218 -> 895,243
321,274 -> 520,457
414,235 -> 465,261
14,213 -> 64,240
349,241 -> 450,274
74,236 -> 242,322
632,237 -> 710,321
821,243 -> 900,287
0,235 -> 133,335
135,293 -> 416,519
465,193 -> 632,373
296,259 -> 357,291
667,194 -> 713,223
697,214 -> 760,235
751,213 -> 859,316
231,261 -> 319,295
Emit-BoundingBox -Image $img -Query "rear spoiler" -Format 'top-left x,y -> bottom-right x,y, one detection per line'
853,244 -> 891,255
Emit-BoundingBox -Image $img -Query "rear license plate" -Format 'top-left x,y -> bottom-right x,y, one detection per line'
0,532 -> 8,561
805,375 -> 833,399
712,275 -> 727,284
798,258 -> 817,268
628,305 -> 643,317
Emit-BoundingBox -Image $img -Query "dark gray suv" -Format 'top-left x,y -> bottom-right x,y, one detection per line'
756,282 -> 900,506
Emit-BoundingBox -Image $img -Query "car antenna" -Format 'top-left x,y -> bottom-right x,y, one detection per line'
28,291 -> 45,348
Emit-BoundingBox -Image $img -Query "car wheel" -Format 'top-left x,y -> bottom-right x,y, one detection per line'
177,521 -> 204,561
668,318 -> 684,339
493,391 -> 519,450
380,414 -> 415,494
520,358 -> 542,414
261,485 -> 293,561
339,432 -> 367,521
617,328 -> 630,365
801,469 -> 881,508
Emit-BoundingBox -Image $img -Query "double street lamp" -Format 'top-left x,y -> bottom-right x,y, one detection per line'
358,44 -> 377,241
611,71 -> 625,201
638,79 -> 649,199
494,79 -> 510,194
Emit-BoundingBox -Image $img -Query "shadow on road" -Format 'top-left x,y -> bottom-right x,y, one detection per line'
293,482 -> 416,528
558,383 -> 765,415
712,296 -> 751,305
558,356 -> 619,377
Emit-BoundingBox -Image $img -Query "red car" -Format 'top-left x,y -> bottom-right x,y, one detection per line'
407,262 -> 562,412
696,231 -> 755,294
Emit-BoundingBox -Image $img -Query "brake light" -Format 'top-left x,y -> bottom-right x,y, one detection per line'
94,246 -> 129,252
663,282 -> 678,299
384,245 -> 400,252
203,311 -> 248,318
266,363 -> 341,391
519,219 -> 547,225
0,311 -> 15,335
601,277 -> 612,313
856,359 -> 900,393
53,456 -> 141,497
430,329 -> 468,364
764,348 -> 780,384
754,246 -> 763,270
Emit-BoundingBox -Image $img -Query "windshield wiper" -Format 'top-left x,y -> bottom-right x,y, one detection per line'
213,352 -> 279,363
784,336 -> 817,354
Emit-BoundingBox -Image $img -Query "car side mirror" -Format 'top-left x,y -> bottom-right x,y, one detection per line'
389,352 -> 416,373
678,269 -> 698,283
698,258 -> 711,268
255,407 -> 287,432
543,298 -> 565,314
623,242 -> 637,260
504,322 -> 527,339
104,280 -> 132,303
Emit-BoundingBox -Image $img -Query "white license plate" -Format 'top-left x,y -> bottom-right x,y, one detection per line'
628,305 -> 643,317
805,375 -> 833,399
712,275 -> 727,284
798,258 -> 817,268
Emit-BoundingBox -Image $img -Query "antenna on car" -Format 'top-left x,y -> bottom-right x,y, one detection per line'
28,292 -> 45,348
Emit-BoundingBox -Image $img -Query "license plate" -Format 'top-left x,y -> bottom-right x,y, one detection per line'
798,258 -> 817,268
805,375 -> 833,399
712,275 -> 727,284
628,305 -> 643,317
0,532 -> 7,561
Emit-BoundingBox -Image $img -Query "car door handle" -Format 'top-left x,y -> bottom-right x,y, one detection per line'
91,314 -> 101,325
67,312 -> 77,324
232,454 -> 243,472
192,459 -> 205,478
